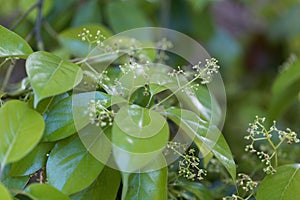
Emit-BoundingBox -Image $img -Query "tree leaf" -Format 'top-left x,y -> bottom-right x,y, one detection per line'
256,164 -> 300,200
112,105 -> 169,172
106,1 -> 150,33
269,60 -> 300,118
59,24 -> 112,57
70,166 -> 121,200
0,100 -> 45,166
1,164 -> 29,190
46,136 -> 104,195
24,183 -> 70,200
26,51 -> 83,107
0,182 -> 12,200
121,167 -> 168,200
0,25 -> 33,58
171,179 -> 213,200
43,96 -> 76,141
165,108 -> 236,180
10,143 -> 54,176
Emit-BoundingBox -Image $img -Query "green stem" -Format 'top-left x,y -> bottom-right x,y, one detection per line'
151,75 -> 199,110
1,61 -> 15,91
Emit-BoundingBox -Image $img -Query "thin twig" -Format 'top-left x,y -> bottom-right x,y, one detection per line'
35,0 -> 44,50
10,2 -> 39,30
1,60 -> 16,91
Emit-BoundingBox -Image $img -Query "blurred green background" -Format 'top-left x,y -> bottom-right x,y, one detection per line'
1,0 -> 300,173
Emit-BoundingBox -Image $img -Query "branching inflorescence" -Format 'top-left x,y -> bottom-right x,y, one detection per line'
166,141 -> 207,181
244,116 -> 299,174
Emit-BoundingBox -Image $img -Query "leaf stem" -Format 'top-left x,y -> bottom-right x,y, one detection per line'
151,75 -> 199,110
1,60 -> 15,91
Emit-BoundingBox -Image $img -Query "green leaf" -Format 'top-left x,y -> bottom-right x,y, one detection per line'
0,100 -> 45,166
0,25 -> 33,58
24,183 -> 70,200
0,182 -> 12,200
26,51 -> 83,108
112,105 -> 169,171
165,108 -> 236,180
172,180 -> 213,200
71,0 -> 102,27
46,136 -> 104,195
1,165 -> 29,190
106,1 -> 150,33
59,24 -> 112,57
43,96 -> 76,141
10,143 -> 54,176
70,166 -> 121,200
256,164 -> 300,200
122,167 -> 168,200
269,60 -> 300,118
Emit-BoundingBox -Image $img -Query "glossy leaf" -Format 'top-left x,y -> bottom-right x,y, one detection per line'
165,108 -> 236,180
172,180 -> 213,200
0,182 -> 12,200
47,136 -> 104,195
1,164 -> 29,190
43,96 -> 76,141
10,143 -> 53,176
112,105 -> 169,171
0,100 -> 45,166
0,25 -> 33,58
70,166 -> 121,200
24,183 -> 70,200
122,167 -> 168,200
26,51 -> 83,107
269,60 -> 300,118
257,164 -> 300,200
106,1 -> 150,33
59,24 -> 112,57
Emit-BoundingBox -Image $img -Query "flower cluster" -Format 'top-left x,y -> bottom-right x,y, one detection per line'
178,148 -> 207,181
166,142 -> 207,181
167,66 -> 187,77
222,173 -> 258,200
88,99 -> 114,127
78,28 -> 106,46
244,116 -> 299,174
192,58 -> 220,84
236,173 -> 258,192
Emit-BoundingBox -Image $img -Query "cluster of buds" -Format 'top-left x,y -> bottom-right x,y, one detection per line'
166,141 -> 207,181
236,173 -> 258,192
223,173 -> 258,200
167,66 -> 187,77
245,116 -> 299,174
192,58 -> 220,84
78,28 -> 106,46
88,99 -> 114,127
